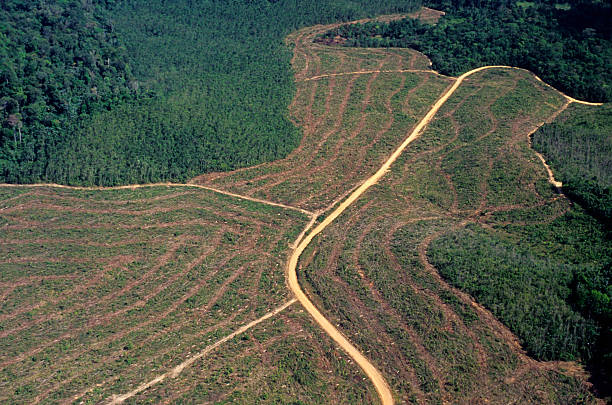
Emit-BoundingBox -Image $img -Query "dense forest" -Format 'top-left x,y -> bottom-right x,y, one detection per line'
0,0 -> 138,183
531,104 -> 611,389
533,104 -> 612,224
0,0 -> 421,185
2,1 -> 609,185
429,209 -> 611,393
319,0 -> 611,103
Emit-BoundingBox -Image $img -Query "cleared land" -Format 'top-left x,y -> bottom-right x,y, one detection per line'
297,64 -> 600,402
0,186 -> 374,403
1,13 -> 605,405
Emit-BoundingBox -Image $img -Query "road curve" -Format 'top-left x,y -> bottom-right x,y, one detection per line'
300,67 -> 603,107
1,64 -> 602,404
285,65 -> 601,405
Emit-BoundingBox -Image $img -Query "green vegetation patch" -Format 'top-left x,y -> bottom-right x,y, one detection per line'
428,208 -> 611,387
533,103 -> 612,223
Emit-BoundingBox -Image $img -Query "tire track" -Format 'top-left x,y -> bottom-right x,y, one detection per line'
292,55 -> 393,204
106,299 -> 297,404
354,216 -> 431,402
29,215 -> 293,403
249,72 -> 362,199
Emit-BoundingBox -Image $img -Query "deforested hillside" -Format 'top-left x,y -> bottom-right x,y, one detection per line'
1,12 -> 609,404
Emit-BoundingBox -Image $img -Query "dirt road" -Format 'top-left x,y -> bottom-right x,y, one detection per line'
285,65 -> 602,405
0,182 -> 313,216
300,67 -> 604,108
105,299 -> 297,404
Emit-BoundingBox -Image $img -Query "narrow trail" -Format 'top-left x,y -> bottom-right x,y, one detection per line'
301,68 -> 443,82
285,65 -> 602,405
105,299 -> 297,404
527,100 -> 573,191
0,182 -> 313,216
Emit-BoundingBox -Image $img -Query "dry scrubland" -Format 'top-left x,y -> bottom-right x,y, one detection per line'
1,14 -> 602,404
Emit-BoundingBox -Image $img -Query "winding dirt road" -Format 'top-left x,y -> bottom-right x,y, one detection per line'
285,65 -> 602,405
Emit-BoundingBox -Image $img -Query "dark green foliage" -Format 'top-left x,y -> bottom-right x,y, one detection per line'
429,208 -> 612,390
0,0 -> 136,182
430,224 -> 594,362
1,0 -> 421,185
533,104 -> 612,223
562,180 -> 611,226
532,103 -> 612,391
319,0 -> 612,102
